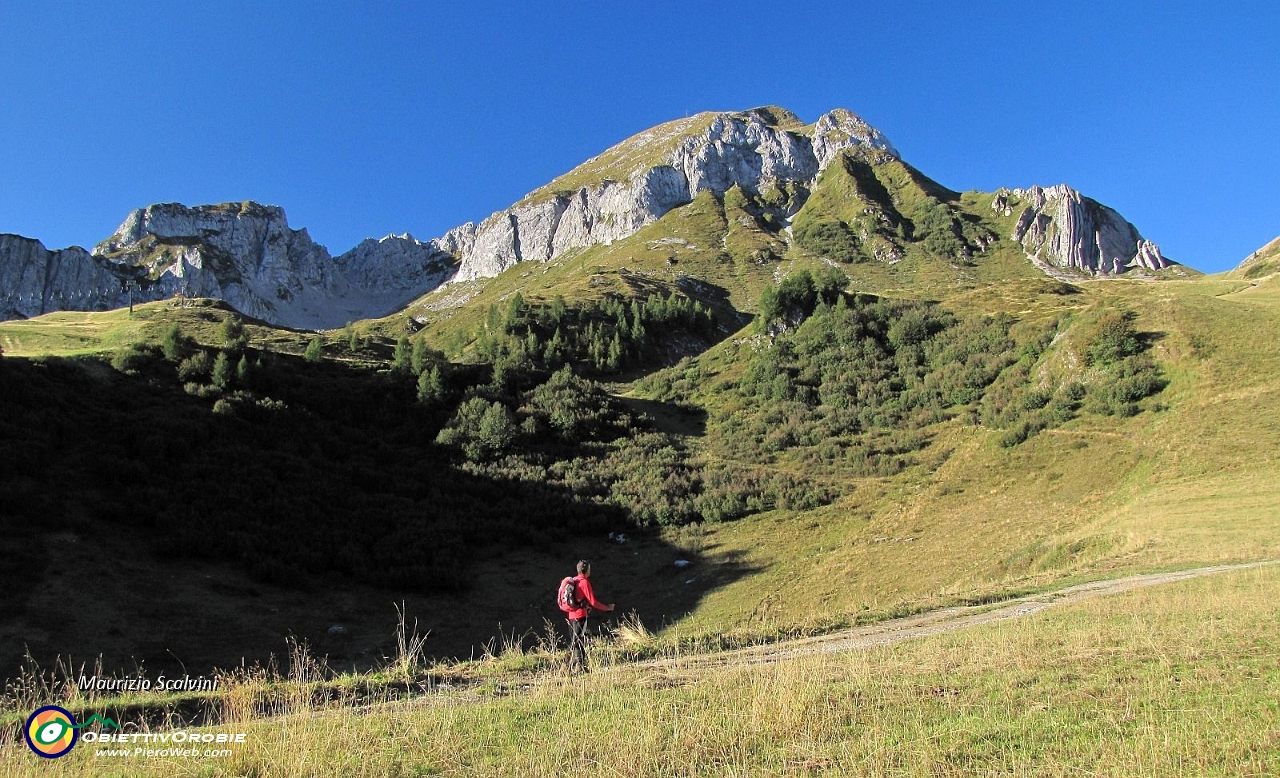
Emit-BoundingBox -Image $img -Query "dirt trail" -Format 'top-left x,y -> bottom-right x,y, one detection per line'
643,561 -> 1277,672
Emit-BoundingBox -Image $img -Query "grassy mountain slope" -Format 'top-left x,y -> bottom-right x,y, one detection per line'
1231,234 -> 1280,280
1,299 -> 768,678
3,263 -> 1276,685
662,274 -> 1280,635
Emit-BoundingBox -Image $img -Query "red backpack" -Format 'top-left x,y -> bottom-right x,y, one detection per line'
558,576 -> 583,612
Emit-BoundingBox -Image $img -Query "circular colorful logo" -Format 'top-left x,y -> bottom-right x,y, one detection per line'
25,706 -> 78,758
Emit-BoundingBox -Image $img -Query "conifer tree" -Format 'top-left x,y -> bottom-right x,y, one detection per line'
545,327 -> 564,365
219,316 -> 249,352
392,336 -> 411,373
505,292 -> 525,329
478,402 -> 517,455
161,323 -> 187,362
212,351 -> 233,391
607,331 -> 623,371
304,335 -> 324,363
416,365 -> 443,403
411,338 -> 430,375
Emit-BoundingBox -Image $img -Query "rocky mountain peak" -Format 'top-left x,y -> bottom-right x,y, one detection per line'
96,201 -> 292,257
813,108 -> 899,167
0,200 -> 457,329
450,106 -> 901,283
0,234 -> 115,320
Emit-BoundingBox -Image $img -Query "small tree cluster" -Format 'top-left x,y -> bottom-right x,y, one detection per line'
1085,312 -> 1142,366
304,335 -> 325,363
435,396 -> 518,460
342,322 -> 365,353
219,316 -> 250,353
792,218 -> 862,263
467,290 -> 715,375
756,267 -> 848,330
912,199 -> 966,259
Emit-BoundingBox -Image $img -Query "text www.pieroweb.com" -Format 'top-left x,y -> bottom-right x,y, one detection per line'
84,731 -> 243,758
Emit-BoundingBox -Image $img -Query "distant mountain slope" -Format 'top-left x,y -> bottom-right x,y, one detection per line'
0,106 -> 1181,328
1232,235 -> 1280,279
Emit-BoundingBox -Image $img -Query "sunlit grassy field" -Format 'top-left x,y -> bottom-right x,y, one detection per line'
0,299 -> 322,359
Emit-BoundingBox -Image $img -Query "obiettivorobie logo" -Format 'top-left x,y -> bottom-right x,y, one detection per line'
24,705 -> 246,759
24,706 -> 120,759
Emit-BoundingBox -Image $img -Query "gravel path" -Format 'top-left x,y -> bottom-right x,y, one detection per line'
643,561 -> 1277,671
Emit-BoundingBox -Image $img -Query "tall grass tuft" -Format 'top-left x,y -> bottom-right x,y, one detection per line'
613,610 -> 654,648
389,601 -> 429,684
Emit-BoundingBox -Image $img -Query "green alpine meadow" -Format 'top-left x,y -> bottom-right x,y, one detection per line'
1,106 -> 1277,776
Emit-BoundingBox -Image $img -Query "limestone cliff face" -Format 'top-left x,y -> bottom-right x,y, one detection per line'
997,185 -> 1170,275
93,202 -> 335,325
334,233 -> 456,297
1,203 -> 456,329
0,235 -> 126,319
450,107 -> 898,282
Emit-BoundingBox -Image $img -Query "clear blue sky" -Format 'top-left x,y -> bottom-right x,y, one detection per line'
2,2 -> 1276,273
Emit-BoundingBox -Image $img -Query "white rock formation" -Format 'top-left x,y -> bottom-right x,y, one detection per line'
1002,185 -> 1170,274
95,203 -> 336,321
0,235 -> 126,319
0,202 -> 457,329
335,233 -> 455,296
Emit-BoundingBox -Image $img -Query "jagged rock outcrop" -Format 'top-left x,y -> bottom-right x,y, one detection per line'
94,202 -> 336,324
450,107 -> 898,282
1,203 -> 456,329
996,185 -> 1171,275
0,235 -> 127,319
335,233 -> 455,296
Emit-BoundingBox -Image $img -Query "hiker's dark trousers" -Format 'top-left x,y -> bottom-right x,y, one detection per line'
568,617 -> 589,671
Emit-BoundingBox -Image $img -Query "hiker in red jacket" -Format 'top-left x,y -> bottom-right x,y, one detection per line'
562,559 -> 614,674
